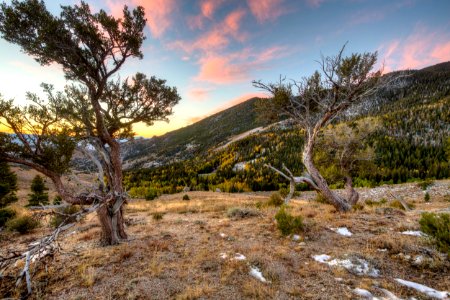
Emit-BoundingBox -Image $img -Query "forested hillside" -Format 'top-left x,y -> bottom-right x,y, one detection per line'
123,62 -> 450,198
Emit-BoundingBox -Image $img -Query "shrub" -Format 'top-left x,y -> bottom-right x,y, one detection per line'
50,205 -> 80,228
352,202 -> 364,211
267,192 -> 283,207
182,194 -> 190,201
152,212 -> 164,221
389,199 -> 414,210
424,192 -> 430,202
227,207 -> 260,219
275,206 -> 303,236
0,208 -> 16,227
145,188 -> 158,201
6,215 -> 39,234
417,179 -> 434,190
279,187 -> 289,199
53,195 -> 62,205
419,212 -> 450,255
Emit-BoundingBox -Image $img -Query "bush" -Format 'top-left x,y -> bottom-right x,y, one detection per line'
424,192 -> 430,202
53,195 -> 62,205
182,194 -> 190,201
417,179 -> 434,190
389,199 -> 414,210
267,192 -> 283,207
419,212 -> 450,255
152,212 -> 164,221
50,205 -> 80,228
6,215 -> 39,234
227,207 -> 260,219
145,188 -> 158,201
275,206 -> 304,236
352,202 -> 364,211
0,208 -> 16,227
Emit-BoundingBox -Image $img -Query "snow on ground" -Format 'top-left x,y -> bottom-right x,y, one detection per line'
353,288 -> 374,298
219,253 -> 228,259
401,230 -> 426,237
313,254 -> 380,277
249,266 -> 269,283
219,233 -> 227,238
395,278 -> 449,299
330,227 -> 353,237
233,253 -> 246,260
312,254 -> 331,263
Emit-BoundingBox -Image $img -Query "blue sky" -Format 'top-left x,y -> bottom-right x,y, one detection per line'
0,0 -> 449,137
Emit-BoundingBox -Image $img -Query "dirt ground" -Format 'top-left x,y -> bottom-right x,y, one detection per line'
1,171 -> 449,299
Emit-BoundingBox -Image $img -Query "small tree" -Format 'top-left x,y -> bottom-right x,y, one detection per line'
0,1 -> 180,245
254,45 -> 383,211
0,160 -> 18,208
27,175 -> 49,207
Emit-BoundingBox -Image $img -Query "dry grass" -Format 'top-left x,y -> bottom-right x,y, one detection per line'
1,178 -> 450,299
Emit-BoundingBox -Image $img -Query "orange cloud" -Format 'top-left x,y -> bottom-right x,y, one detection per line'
106,0 -> 176,38
195,46 -> 286,84
381,26 -> 450,71
247,0 -> 288,23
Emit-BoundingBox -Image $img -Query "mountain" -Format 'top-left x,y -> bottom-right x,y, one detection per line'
121,97 -> 270,169
122,62 -> 450,171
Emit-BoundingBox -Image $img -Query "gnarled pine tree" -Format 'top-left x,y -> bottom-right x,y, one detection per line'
0,1 -> 180,245
253,45 -> 381,211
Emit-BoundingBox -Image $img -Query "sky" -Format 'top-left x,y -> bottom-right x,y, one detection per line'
0,0 -> 449,137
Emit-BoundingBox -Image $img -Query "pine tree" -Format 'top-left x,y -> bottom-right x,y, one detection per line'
27,175 -> 49,207
0,161 -> 18,208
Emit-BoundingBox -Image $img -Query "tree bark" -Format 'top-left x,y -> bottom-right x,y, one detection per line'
302,132 -> 353,212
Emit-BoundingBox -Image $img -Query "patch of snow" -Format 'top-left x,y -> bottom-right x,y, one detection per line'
377,248 -> 388,252
395,278 -> 449,299
379,288 -> 401,300
313,254 -> 380,277
413,255 -> 424,265
401,230 -> 426,237
334,277 -> 343,282
233,253 -> 246,260
219,233 -> 227,238
249,266 -> 269,283
219,253 -> 228,259
331,227 -> 353,237
292,234 -> 301,241
353,288 -> 373,298
312,254 -> 331,263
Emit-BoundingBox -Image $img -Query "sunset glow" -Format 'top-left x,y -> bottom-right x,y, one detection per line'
0,0 -> 449,137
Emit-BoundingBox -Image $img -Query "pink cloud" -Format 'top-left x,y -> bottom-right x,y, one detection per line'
187,88 -> 213,102
200,0 -> 224,19
247,0 -> 288,23
380,27 -> 450,71
106,0 -> 176,38
195,46 -> 286,84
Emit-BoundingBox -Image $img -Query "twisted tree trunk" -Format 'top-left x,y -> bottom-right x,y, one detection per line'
302,131 -> 354,212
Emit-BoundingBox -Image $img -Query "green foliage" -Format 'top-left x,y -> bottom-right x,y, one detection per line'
182,194 -> 190,201
275,206 -> 304,236
6,215 -> 39,234
53,195 -> 62,205
267,192 -> 284,207
424,192 -> 431,202
152,212 -> 164,221
417,179 -> 434,190
352,203 -> 364,211
145,188 -> 158,201
0,161 -> 18,208
419,212 -> 450,255
227,207 -> 260,219
27,175 -> 49,206
50,205 -> 80,228
365,198 -> 387,206
0,207 -> 16,227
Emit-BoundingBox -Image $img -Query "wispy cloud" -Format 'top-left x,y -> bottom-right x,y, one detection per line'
195,46 -> 286,84
106,0 -> 177,38
187,87 -> 214,102
380,26 -> 450,71
306,0 -> 325,8
247,0 -> 289,23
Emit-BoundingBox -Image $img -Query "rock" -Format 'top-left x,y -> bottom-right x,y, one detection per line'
375,207 -> 405,216
215,188 -> 221,193
183,186 -> 190,192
